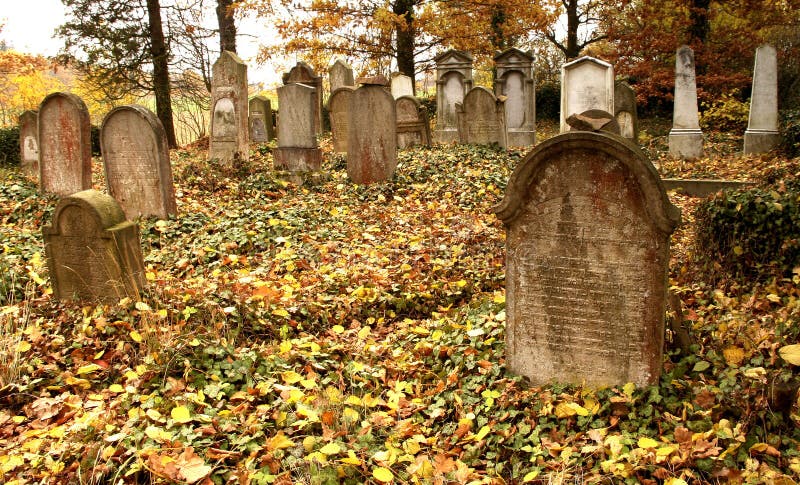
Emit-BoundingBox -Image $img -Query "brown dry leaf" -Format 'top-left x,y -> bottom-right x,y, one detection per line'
26,396 -> 65,421
674,427 -> 692,443
175,447 -> 212,483
723,346 -> 746,366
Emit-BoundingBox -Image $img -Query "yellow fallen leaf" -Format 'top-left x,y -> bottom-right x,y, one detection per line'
267,432 -> 295,451
130,330 -> 143,343
637,437 -> 658,449
319,442 -> 341,455
15,341 -> 31,353
523,470 -> 540,482
171,405 -> 192,424
76,363 -> 102,375
340,450 -> 362,466
281,371 -> 303,384
779,344 -> 800,365
555,402 -> 577,418
332,325 -> 345,334
372,466 -> 394,483
723,346 -> 745,366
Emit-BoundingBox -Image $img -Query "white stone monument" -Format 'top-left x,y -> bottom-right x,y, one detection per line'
668,46 -> 703,159
744,44 -> 780,154
560,56 -> 614,133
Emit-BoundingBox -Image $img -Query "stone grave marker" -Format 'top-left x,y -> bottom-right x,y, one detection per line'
495,131 -> 680,387
43,189 -> 146,302
328,86 -> 355,153
209,50 -> 249,164
614,81 -> 639,142
494,48 -> 536,146
38,92 -> 92,195
396,95 -> 432,149
249,96 -> 275,142
390,72 -> 414,99
560,56 -> 614,133
434,50 -> 474,143
668,46 -> 703,159
456,86 -> 508,148
19,110 -> 39,179
101,105 -> 177,219
274,83 -> 322,172
283,61 -> 323,134
348,76 -> 397,184
329,59 -> 355,93
744,44 -> 780,154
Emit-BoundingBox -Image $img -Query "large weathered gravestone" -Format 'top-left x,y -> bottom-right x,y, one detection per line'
669,46 -> 703,159
396,95 -> 432,149
744,44 -> 780,154
100,105 -> 177,219
495,132 -> 680,387
456,87 -> 508,148
560,56 -> 614,133
274,83 -> 322,172
209,51 -> 249,164
328,87 -> 355,154
18,110 -> 39,179
348,77 -> 397,184
329,59 -> 355,93
249,96 -> 275,143
434,50 -> 473,143
283,62 -> 323,134
390,72 -> 414,99
494,48 -> 536,146
38,92 -> 92,195
43,189 -> 145,302
614,81 -> 639,142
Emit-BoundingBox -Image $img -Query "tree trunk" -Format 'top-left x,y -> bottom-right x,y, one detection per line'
216,0 -> 237,53
689,0 -> 710,75
146,0 -> 178,148
490,5 -> 508,52
565,0 -> 581,59
393,0 -> 415,90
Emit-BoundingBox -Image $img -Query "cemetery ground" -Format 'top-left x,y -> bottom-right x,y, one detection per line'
1,120 -> 800,484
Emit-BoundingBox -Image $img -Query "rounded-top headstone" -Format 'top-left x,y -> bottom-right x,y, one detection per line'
38,92 -> 92,195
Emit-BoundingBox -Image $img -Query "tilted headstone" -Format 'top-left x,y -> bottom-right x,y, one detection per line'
434,50 -> 474,143
274,83 -> 322,172
43,189 -> 146,302
396,95 -> 432,149
283,61 -> 324,134
100,105 -> 177,219
494,48 -> 536,146
456,87 -> 508,148
328,87 -> 355,154
348,76 -> 397,184
744,44 -> 780,154
668,46 -> 703,159
329,59 -> 355,93
495,132 -> 680,387
209,51 -> 249,164
38,92 -> 92,195
567,109 -> 621,135
560,56 -> 614,133
390,72 -> 414,99
614,81 -> 639,142
18,110 -> 39,179
249,96 -> 275,142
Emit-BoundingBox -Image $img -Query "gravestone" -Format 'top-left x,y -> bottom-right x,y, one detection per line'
390,72 -> 414,99
43,189 -> 145,302
744,44 -> 780,154
328,87 -> 355,153
19,110 -> 39,179
38,92 -> 92,195
329,59 -> 355,93
209,51 -> 249,164
494,48 -> 536,146
274,83 -> 322,172
101,105 -> 177,219
456,87 -> 508,148
614,81 -> 639,142
348,76 -> 397,184
495,132 -> 680,387
668,46 -> 703,159
283,61 -> 323,134
560,56 -> 614,133
396,95 -> 432,149
434,50 -> 474,143
249,96 -> 275,142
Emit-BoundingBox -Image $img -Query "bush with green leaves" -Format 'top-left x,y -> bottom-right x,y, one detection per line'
782,109 -> 800,158
0,126 -> 21,166
535,81 -> 560,120
699,91 -> 749,133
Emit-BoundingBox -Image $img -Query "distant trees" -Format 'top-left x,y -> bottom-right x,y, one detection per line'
0,50 -> 63,126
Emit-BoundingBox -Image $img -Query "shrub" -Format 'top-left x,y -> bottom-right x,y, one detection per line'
0,126 -> 21,166
90,125 -> 101,156
536,81 -> 560,120
781,109 -> 800,158
699,92 -> 749,133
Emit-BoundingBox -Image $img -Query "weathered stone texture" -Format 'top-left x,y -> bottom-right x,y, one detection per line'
38,92 -> 92,195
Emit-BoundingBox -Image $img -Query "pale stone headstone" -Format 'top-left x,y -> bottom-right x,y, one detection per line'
274,83 -> 322,172
249,96 -> 275,142
38,92 -> 92,195
209,51 -> 249,164
434,50 -> 473,143
614,81 -> 639,142
396,95 -> 432,149
283,61 -> 323,134
18,110 -> 39,179
329,59 -> 355,93
744,44 -> 780,154
456,87 -> 508,148
43,189 -> 146,302
348,77 -> 397,184
494,48 -> 536,146
495,132 -> 680,387
101,105 -> 177,219
390,72 -> 414,99
668,46 -> 703,159
328,87 -> 355,153
560,56 -> 614,133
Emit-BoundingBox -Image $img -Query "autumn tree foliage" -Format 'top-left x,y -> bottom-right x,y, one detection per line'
0,50 -> 64,126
